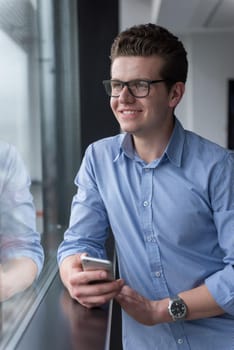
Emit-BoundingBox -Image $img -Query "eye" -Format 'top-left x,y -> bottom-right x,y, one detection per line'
131,80 -> 148,90
111,81 -> 123,90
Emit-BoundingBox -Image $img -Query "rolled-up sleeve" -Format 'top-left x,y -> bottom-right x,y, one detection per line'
205,152 -> 234,315
57,145 -> 109,265
0,143 -> 44,276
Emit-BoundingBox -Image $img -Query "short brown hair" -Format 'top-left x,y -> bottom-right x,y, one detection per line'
110,23 -> 188,88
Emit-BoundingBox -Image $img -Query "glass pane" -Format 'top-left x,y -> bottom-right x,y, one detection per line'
0,0 -> 80,347
0,0 -> 46,347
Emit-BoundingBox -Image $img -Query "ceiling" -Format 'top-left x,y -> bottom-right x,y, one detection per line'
120,0 -> 234,34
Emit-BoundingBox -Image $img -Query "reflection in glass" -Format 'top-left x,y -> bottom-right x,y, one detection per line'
0,0 -> 80,347
0,142 -> 44,302
0,0 -> 43,231
0,1 -> 45,346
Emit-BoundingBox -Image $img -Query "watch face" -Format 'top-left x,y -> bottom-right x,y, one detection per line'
170,298 -> 187,320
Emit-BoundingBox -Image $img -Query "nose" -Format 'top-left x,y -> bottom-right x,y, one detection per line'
118,85 -> 135,103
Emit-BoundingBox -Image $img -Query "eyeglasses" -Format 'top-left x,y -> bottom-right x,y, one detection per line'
102,79 -> 167,98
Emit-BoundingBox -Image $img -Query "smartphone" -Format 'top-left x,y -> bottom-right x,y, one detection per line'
81,256 -> 114,281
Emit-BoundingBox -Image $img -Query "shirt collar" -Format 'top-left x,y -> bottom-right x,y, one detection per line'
165,117 -> 185,167
115,117 -> 185,167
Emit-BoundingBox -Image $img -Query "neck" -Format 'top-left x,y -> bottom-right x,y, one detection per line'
133,138 -> 167,163
132,119 -> 175,163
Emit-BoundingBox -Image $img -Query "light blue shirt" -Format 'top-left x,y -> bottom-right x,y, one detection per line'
0,141 -> 44,276
58,118 -> 234,350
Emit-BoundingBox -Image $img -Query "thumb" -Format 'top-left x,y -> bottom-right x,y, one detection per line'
76,252 -> 89,270
71,252 -> 88,269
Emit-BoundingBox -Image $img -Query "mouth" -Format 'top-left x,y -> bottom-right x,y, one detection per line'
119,109 -> 142,118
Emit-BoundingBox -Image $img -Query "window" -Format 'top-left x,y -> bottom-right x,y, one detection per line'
0,1 -> 80,348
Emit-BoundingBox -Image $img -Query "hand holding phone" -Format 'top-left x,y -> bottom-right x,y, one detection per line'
81,256 -> 114,282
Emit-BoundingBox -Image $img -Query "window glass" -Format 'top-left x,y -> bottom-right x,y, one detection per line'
0,0 -> 80,347
0,0 -> 42,205
0,0 -> 54,348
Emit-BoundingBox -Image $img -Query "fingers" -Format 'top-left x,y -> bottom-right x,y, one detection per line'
75,279 -> 124,308
69,263 -> 125,307
78,270 -> 110,284
115,285 -> 147,311
61,253 -> 125,309
116,285 -> 137,301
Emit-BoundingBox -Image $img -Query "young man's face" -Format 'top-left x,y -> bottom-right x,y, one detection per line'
110,55 -> 184,140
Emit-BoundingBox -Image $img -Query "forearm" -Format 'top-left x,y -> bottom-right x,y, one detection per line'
0,257 -> 38,301
116,283 -> 225,326
155,284 -> 224,324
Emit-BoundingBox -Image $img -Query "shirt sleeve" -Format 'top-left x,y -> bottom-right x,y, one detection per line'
205,151 -> 234,315
57,144 -> 110,265
0,143 -> 44,276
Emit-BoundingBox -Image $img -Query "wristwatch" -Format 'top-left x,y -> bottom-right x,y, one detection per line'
168,295 -> 187,321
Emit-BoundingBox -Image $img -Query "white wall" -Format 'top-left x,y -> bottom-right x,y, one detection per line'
120,0 -> 234,148
119,0 -> 152,30
177,32 -> 234,148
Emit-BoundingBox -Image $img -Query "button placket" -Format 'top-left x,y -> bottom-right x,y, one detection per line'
140,168 -> 153,231
140,167 -> 168,297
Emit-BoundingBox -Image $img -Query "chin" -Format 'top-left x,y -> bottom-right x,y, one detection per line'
120,126 -> 135,134
119,122 -> 138,133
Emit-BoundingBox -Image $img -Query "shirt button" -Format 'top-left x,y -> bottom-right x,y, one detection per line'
143,201 -> 149,207
177,339 -> 184,344
155,271 -> 161,277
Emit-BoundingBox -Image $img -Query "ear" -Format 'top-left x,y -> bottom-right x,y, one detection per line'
168,82 -> 185,108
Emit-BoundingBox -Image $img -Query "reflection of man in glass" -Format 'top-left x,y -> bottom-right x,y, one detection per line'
0,141 -> 44,301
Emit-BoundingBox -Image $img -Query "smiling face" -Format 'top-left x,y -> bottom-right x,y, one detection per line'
110,55 -> 184,141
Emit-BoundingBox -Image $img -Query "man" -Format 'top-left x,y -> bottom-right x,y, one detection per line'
0,141 -> 44,301
58,24 -> 234,349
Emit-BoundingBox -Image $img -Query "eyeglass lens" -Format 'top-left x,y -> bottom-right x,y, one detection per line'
103,80 -> 150,97
112,80 -> 149,97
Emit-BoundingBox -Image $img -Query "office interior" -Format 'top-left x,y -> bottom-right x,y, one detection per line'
0,0 -> 234,349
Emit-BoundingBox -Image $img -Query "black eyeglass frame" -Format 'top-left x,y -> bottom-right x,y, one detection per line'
102,79 -> 168,98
